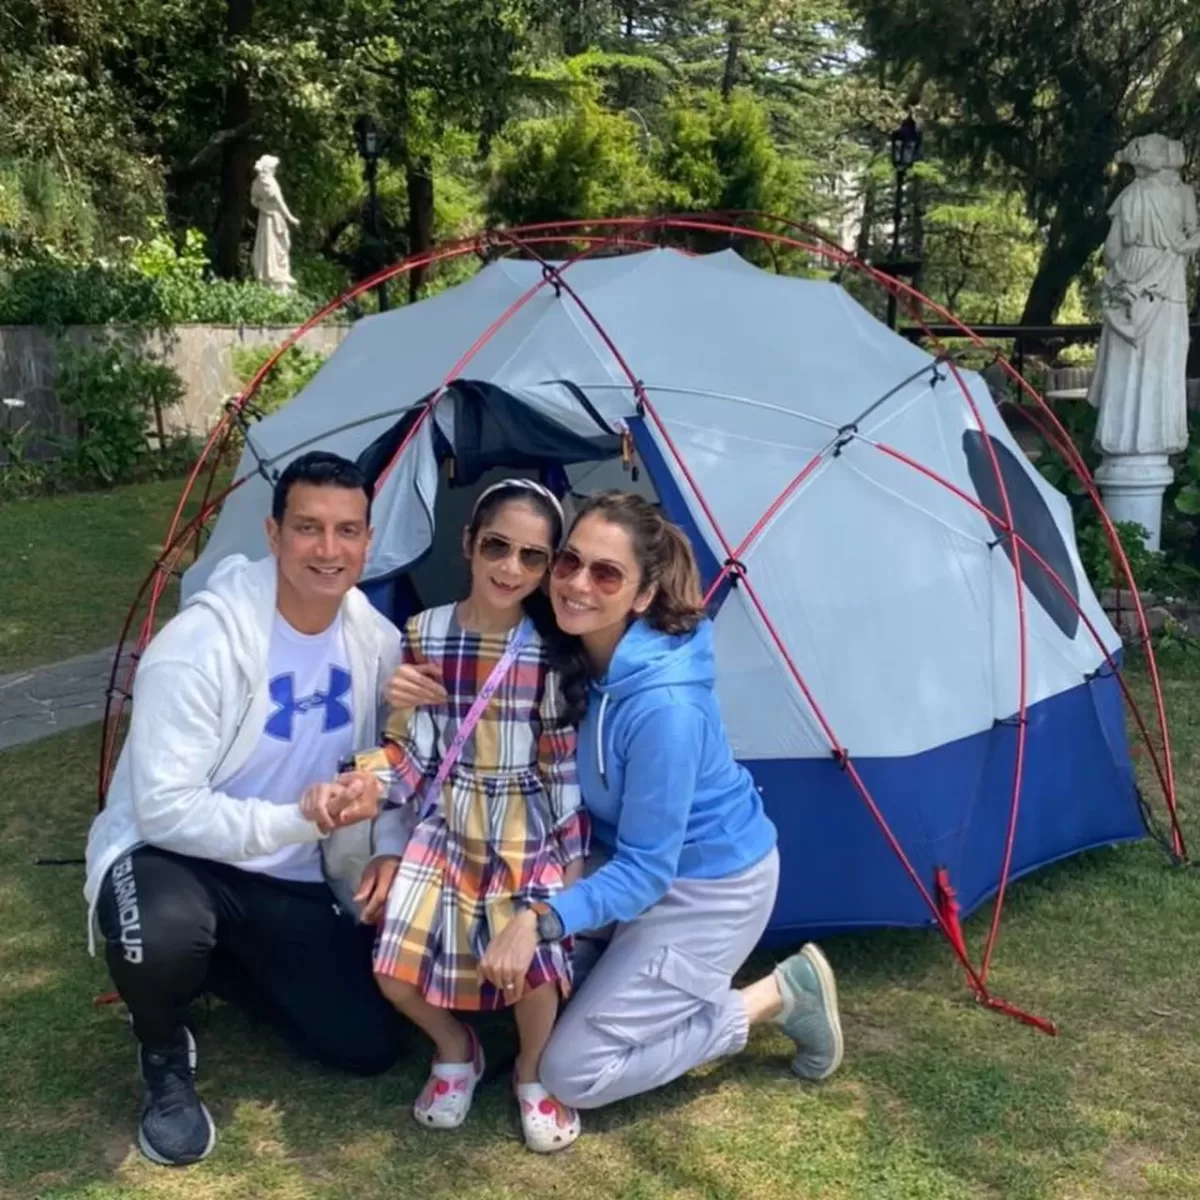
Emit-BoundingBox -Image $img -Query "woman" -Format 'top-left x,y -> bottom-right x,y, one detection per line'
387,490 -> 842,1113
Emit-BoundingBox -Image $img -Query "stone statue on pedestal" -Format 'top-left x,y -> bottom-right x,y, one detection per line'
1089,133 -> 1200,550
250,155 -> 299,292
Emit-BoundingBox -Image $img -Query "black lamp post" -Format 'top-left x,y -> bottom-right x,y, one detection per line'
885,113 -> 922,329
354,114 -> 389,312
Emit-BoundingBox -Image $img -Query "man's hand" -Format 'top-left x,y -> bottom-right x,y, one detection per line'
299,781 -> 349,834
354,855 -> 399,924
331,770 -> 384,828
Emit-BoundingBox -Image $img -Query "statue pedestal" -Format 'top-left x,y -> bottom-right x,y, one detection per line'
1095,453 -> 1174,551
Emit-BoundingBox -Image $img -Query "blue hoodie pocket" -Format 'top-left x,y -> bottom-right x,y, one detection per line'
586,943 -> 729,1047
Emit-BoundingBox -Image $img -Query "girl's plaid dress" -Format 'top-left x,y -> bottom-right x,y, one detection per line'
357,603 -> 589,1011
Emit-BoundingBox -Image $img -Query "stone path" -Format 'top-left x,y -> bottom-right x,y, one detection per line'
0,645 -> 134,752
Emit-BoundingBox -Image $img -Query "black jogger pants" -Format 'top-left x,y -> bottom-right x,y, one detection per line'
95,845 -> 408,1075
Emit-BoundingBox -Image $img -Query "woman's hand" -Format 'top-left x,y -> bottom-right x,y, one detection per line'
354,855 -> 399,924
479,909 -> 539,1001
387,662 -> 449,709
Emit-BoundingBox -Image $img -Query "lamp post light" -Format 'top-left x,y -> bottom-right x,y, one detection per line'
885,113 -> 922,330
354,114 -> 389,312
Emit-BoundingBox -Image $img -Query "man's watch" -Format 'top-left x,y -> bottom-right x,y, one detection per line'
529,901 -> 565,942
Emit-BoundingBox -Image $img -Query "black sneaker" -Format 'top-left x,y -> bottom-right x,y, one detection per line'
137,1027 -> 216,1166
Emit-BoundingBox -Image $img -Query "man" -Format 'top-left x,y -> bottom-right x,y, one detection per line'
84,451 -> 410,1167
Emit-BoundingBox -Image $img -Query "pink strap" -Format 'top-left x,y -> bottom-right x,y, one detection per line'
418,617 -> 532,820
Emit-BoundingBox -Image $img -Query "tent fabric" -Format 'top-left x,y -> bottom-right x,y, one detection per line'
184,247 -> 1142,936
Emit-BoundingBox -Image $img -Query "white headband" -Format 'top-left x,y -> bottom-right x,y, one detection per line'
471,477 -> 565,526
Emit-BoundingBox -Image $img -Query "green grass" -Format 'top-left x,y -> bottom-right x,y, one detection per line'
1,670 -> 1198,1199
0,478 -> 208,673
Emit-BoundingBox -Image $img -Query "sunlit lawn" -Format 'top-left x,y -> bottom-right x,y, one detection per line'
1,664 -> 1197,1199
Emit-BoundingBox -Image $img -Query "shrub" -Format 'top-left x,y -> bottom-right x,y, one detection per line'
54,334 -> 187,487
0,222 -> 321,328
223,343 -> 328,462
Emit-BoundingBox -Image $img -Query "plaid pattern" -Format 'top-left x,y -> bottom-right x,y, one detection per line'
363,604 -> 588,1011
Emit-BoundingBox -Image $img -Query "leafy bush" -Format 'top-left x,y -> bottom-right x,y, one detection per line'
1028,398 -> 1200,600
224,343 -> 328,461
0,222 -> 321,328
54,334 -> 186,486
487,94 -> 659,226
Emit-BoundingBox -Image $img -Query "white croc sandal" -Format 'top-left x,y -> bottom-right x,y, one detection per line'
515,1080 -> 581,1153
412,1027 -> 484,1130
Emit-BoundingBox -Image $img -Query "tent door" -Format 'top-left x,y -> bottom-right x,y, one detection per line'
357,379 -> 625,623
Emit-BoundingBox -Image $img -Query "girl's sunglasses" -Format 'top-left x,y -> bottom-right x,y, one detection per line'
551,547 -> 627,595
477,532 -> 551,573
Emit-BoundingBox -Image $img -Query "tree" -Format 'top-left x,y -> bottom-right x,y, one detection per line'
854,0 -> 1200,323
487,87 -> 659,226
0,0 -> 169,252
319,0 -> 563,299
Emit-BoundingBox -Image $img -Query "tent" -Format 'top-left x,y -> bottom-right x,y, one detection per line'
181,245 -> 1146,980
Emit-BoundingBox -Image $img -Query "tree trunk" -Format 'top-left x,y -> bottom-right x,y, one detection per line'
563,0 -> 591,56
406,156 -> 435,303
910,174 -> 925,296
854,176 -> 876,262
1019,198 -> 1109,326
721,18 -> 742,100
214,0 -> 255,280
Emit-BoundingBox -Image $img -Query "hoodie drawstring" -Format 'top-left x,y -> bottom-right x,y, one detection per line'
596,692 -> 610,787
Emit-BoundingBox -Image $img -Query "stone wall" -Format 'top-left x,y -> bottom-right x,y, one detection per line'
0,323 -> 350,455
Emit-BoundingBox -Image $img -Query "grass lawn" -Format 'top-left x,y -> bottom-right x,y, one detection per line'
0,478 -> 210,674
1,668 -> 1198,1199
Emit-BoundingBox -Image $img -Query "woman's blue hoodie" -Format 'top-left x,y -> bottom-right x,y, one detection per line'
550,616 -> 778,938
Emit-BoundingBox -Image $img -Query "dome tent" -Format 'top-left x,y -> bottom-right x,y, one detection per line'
128,227 -> 1180,1031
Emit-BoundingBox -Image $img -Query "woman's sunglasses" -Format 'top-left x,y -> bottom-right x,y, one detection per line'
551,547 -> 627,595
477,532 -> 551,573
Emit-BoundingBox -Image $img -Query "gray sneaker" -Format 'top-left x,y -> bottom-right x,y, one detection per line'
771,943 -> 844,1081
137,1027 -> 216,1166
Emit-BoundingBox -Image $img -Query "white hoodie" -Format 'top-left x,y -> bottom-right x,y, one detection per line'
83,553 -> 408,952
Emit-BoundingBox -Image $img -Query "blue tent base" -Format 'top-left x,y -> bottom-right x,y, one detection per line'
751,665 -> 1144,945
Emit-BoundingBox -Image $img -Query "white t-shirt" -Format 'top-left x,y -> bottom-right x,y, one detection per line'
223,611 -> 356,883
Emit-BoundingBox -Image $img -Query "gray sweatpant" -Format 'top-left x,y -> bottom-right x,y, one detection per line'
539,847 -> 780,1109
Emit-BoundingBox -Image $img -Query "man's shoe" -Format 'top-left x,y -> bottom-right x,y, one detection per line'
771,943 -> 844,1081
137,1027 -> 216,1166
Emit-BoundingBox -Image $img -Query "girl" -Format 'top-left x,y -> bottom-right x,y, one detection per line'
391,491 -> 843,1115
354,479 -> 589,1152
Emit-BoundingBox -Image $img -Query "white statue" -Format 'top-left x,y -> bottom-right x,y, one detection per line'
250,155 -> 299,292
1089,133 -> 1200,549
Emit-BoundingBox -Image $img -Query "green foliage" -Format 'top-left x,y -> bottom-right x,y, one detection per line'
232,343 -> 328,416
854,0 -> 1200,322
658,90 -> 799,215
1173,446 -> 1200,516
1029,400 -> 1200,601
53,334 -> 188,488
487,91 -> 659,225
1076,519 -> 1169,593
916,166 -> 1040,323
227,342 -> 329,459
0,225 -> 320,328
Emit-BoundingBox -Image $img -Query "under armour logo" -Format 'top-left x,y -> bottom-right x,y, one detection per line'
266,667 -> 352,741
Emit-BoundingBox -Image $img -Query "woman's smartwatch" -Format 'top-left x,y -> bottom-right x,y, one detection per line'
529,901 -> 565,942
